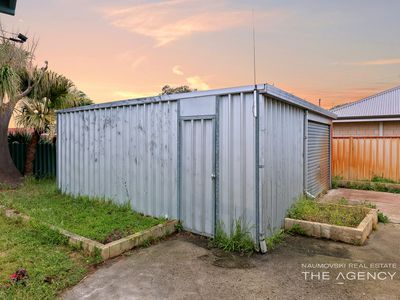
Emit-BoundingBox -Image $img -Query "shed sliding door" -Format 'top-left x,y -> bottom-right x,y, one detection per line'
307,121 -> 331,197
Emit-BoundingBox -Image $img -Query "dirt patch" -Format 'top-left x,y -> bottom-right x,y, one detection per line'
176,231 -> 212,249
282,235 -> 352,258
199,249 -> 255,269
102,229 -> 132,244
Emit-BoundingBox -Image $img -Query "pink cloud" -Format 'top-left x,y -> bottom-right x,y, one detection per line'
101,0 -> 270,46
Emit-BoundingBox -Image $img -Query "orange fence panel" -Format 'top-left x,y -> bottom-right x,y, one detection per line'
332,137 -> 400,182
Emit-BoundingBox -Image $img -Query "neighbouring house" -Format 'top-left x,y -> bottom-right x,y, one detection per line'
331,85 -> 400,137
331,85 -> 400,182
57,84 -> 336,248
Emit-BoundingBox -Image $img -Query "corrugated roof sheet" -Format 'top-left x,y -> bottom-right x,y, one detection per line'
58,83 -> 336,119
331,85 -> 400,119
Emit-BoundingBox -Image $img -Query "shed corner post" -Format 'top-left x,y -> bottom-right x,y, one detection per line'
214,95 -> 220,237
303,110 -> 309,195
177,99 -> 181,221
56,112 -> 60,190
254,89 -> 261,249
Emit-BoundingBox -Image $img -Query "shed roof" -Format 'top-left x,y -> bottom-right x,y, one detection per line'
331,85 -> 400,119
58,83 -> 336,119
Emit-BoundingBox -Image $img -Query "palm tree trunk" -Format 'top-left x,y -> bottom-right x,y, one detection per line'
24,130 -> 40,176
0,104 -> 22,186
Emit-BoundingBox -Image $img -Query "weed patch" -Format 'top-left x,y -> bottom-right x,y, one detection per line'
286,224 -> 306,236
265,229 -> 285,250
332,176 -> 342,189
288,197 -> 368,227
371,176 -> 398,184
338,180 -> 400,194
378,212 -> 390,224
213,220 -> 254,254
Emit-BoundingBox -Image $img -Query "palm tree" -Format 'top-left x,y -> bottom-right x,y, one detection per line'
0,28 -> 48,185
16,71 -> 92,175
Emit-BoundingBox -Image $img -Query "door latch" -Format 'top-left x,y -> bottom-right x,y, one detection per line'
211,173 -> 216,179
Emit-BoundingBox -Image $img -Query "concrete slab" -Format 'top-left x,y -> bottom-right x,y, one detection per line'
321,189 -> 400,224
63,226 -> 400,300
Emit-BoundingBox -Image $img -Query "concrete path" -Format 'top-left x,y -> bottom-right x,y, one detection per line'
321,188 -> 400,223
63,226 -> 400,300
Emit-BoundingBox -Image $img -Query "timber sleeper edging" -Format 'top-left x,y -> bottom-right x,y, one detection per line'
0,205 -> 177,260
284,208 -> 378,245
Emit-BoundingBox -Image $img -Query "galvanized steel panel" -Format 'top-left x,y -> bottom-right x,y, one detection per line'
218,93 -> 256,237
260,96 -> 305,237
307,121 -> 331,197
180,118 -> 215,236
180,96 -> 216,117
57,101 -> 178,219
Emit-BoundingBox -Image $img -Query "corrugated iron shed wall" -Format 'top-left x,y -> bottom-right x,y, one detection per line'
218,93 -> 256,237
58,101 -> 178,219
259,97 -> 304,236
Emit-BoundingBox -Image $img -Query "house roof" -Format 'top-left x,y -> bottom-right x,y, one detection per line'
331,85 -> 400,119
58,83 -> 337,119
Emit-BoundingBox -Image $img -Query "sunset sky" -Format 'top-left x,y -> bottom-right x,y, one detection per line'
1,0 -> 400,109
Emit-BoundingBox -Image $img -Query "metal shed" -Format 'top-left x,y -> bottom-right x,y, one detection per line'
57,84 -> 336,247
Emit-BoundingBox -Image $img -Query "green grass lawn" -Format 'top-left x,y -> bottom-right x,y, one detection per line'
0,178 -> 164,243
288,197 -> 368,227
0,215 -> 96,300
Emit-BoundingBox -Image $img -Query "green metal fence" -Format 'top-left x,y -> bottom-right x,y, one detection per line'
9,143 -> 57,177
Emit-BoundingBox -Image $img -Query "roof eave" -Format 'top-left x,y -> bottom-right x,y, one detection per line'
260,85 -> 337,119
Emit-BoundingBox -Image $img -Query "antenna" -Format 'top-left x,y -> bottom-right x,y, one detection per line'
318,98 -> 321,107
252,9 -> 257,88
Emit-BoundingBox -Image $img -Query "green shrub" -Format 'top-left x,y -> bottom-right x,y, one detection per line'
371,175 -> 398,184
378,212 -> 390,224
213,219 -> 254,253
8,131 -> 32,144
175,221 -> 184,232
331,176 -> 342,189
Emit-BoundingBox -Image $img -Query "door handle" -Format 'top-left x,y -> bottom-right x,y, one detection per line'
211,173 -> 216,179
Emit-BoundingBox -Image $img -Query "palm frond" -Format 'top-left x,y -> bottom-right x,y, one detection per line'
16,98 -> 55,132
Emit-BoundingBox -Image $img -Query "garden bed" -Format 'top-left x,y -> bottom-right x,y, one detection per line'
0,178 -> 164,243
285,198 -> 378,245
0,179 -> 177,259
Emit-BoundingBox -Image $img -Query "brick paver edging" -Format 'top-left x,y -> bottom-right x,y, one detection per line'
284,207 -> 378,245
0,205 -> 178,260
